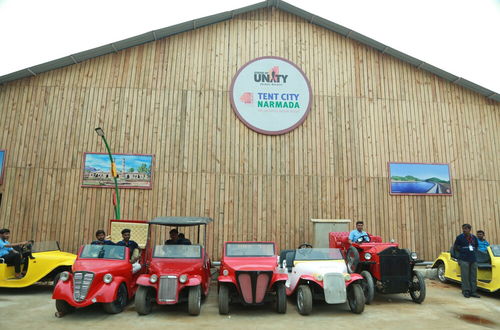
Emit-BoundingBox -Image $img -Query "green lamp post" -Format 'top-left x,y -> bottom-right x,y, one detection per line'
95,127 -> 121,220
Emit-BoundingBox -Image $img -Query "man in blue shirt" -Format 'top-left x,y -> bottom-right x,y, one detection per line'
476,230 -> 490,253
0,228 -> 29,278
348,221 -> 370,244
453,224 -> 479,298
91,229 -> 115,245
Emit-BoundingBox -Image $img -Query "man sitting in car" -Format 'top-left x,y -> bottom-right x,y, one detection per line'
91,229 -> 115,245
348,221 -> 370,244
116,228 -> 141,273
0,228 -> 30,279
165,229 -> 191,245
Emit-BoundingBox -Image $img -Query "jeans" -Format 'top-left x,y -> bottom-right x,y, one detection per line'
458,259 -> 477,294
3,251 -> 28,273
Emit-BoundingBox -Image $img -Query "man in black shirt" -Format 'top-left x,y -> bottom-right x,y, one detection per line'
453,224 -> 479,298
165,229 -> 191,245
91,230 -> 115,245
116,228 -> 141,273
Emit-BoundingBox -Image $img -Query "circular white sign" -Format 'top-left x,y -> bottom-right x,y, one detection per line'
230,56 -> 312,135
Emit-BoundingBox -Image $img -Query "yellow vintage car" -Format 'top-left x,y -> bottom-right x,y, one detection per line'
432,244 -> 500,292
0,241 -> 76,288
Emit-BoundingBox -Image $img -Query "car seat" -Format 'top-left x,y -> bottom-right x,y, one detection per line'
476,250 -> 491,269
279,249 -> 295,268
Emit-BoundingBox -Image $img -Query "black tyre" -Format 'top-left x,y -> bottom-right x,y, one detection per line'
346,247 -> 360,273
103,283 -> 128,314
360,270 -> 375,305
437,263 -> 448,283
347,283 -> 365,314
188,285 -> 201,316
296,285 -> 312,316
135,285 -> 154,315
275,282 -> 287,314
55,299 -> 75,314
409,270 -> 426,304
218,284 -> 230,315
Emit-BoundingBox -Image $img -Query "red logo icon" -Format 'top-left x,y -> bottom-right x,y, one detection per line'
240,92 -> 253,104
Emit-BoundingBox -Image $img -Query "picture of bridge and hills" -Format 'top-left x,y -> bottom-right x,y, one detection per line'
82,153 -> 153,189
389,163 -> 452,195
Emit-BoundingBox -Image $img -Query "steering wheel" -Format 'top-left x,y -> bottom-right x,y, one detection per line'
298,243 -> 313,249
356,235 -> 371,243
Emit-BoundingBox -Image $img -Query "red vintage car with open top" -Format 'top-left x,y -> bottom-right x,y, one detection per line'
217,241 -> 288,314
330,231 -> 425,304
53,243 -> 144,315
134,216 -> 213,316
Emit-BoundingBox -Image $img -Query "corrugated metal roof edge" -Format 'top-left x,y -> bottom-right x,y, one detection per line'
0,0 -> 498,102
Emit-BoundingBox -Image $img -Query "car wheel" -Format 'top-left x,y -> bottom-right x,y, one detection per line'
346,247 -> 360,273
135,285 -> 154,315
188,285 -> 202,316
360,270 -> 375,304
274,282 -> 287,314
103,283 -> 128,314
55,299 -> 75,315
347,283 -> 365,314
409,270 -> 426,304
296,285 -> 312,315
437,263 -> 448,283
218,284 -> 230,315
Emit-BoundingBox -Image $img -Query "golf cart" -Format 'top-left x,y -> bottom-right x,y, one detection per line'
134,216 -> 213,316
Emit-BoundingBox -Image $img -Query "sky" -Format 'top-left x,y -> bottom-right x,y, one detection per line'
389,163 -> 451,181
85,154 -> 152,172
0,0 -> 498,93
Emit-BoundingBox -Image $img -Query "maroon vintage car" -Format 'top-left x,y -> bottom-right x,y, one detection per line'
53,243 -> 144,315
134,217 -> 213,316
217,241 -> 288,314
330,231 -> 425,304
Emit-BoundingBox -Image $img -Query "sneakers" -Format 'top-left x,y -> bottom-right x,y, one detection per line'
463,291 -> 470,298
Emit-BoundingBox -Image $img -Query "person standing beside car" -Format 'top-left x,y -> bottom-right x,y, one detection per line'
348,221 -> 370,244
453,224 -> 480,298
0,228 -> 29,279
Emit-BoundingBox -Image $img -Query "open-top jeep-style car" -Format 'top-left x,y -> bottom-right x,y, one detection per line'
217,241 -> 288,314
52,243 -> 144,315
330,232 -> 425,304
134,217 -> 213,316
0,241 -> 76,288
279,245 -> 365,315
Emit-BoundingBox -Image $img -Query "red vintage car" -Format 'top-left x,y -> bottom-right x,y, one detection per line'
330,231 -> 425,304
217,241 -> 288,314
53,243 -> 144,315
134,217 -> 213,316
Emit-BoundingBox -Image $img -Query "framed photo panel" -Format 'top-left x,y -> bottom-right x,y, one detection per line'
389,162 -> 452,196
0,150 -> 5,185
82,153 -> 154,189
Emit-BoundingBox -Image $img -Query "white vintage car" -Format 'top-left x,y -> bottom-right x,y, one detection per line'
279,246 -> 365,315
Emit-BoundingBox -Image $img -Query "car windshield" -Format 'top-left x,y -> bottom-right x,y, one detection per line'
32,241 -> 60,253
80,245 -> 126,260
153,245 -> 202,259
294,248 -> 343,261
491,245 -> 500,257
225,243 -> 275,257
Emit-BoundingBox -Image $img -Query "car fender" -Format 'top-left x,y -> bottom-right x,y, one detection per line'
217,275 -> 237,287
96,278 -> 127,302
432,252 -> 451,268
136,274 -> 158,288
346,273 -> 364,286
186,275 -> 202,286
298,275 -> 324,288
52,276 -> 73,299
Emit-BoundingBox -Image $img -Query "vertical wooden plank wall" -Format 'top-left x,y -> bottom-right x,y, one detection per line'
0,8 -> 498,260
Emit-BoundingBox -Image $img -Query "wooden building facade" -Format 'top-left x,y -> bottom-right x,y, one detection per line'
0,7 -> 498,260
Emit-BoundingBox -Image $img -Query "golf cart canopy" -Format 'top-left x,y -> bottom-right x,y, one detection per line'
149,216 -> 214,226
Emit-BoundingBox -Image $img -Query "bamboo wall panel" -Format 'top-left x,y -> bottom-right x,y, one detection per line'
0,8 -> 499,260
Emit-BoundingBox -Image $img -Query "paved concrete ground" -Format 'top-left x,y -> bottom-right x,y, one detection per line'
0,278 -> 499,330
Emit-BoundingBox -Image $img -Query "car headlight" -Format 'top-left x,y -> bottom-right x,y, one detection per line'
179,275 -> 188,283
343,273 -> 351,281
364,252 -> 372,260
411,252 -> 418,260
222,269 -> 229,276
150,274 -> 158,283
60,271 -> 70,282
103,273 -> 113,284
314,274 -> 324,281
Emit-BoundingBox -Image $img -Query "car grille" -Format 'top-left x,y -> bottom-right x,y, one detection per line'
158,276 -> 178,302
379,247 -> 411,293
73,271 -> 94,302
323,273 -> 346,304
236,271 -> 272,304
